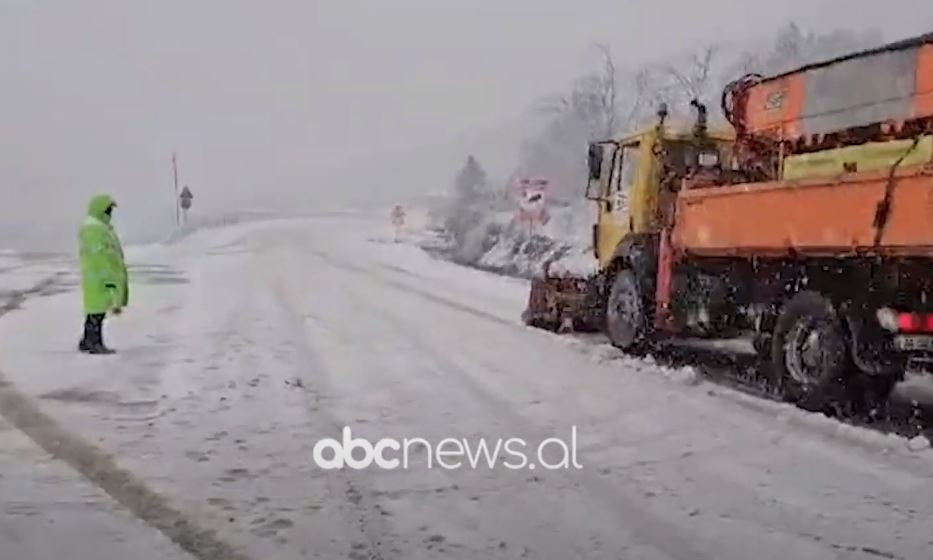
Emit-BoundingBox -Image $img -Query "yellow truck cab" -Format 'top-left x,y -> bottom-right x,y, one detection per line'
586,122 -> 735,270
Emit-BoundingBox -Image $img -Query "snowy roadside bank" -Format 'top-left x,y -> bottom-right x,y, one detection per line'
422,203 -> 597,280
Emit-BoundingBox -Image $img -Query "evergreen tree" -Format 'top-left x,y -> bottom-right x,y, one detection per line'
453,155 -> 488,204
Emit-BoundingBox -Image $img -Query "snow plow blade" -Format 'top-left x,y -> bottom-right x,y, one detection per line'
521,269 -> 604,333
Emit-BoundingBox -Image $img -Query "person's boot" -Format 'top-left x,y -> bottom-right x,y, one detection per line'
84,314 -> 115,354
91,326 -> 116,354
95,320 -> 116,354
87,344 -> 116,355
78,315 -> 94,353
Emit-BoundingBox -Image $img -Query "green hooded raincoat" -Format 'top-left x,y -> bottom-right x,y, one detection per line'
79,194 -> 128,315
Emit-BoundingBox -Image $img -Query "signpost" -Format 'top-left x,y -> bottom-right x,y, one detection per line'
172,153 -> 180,226
179,185 -> 193,224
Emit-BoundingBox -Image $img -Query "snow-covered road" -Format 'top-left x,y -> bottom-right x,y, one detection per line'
2,216 -> 933,560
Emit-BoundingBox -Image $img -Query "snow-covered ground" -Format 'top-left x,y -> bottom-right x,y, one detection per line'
0,250 -> 193,559
0,416 -> 194,560
0,251 -> 70,293
2,215 -> 933,560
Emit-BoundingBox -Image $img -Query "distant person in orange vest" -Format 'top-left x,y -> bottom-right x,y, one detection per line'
391,205 -> 406,242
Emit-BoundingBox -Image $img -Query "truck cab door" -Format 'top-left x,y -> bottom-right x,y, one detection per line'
625,137 -> 664,235
595,141 -> 642,269
587,142 -> 617,264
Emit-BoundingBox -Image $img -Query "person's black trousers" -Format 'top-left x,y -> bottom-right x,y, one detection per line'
81,313 -> 106,349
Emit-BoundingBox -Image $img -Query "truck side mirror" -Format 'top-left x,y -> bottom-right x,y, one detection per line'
587,144 -> 603,181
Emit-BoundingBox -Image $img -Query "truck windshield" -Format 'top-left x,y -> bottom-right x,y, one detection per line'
660,141 -> 722,181
661,142 -> 692,177
619,143 -> 640,187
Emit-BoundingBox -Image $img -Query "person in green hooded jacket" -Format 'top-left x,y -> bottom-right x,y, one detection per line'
78,194 -> 128,354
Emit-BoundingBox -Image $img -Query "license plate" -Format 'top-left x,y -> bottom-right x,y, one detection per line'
894,335 -> 933,352
698,152 -> 719,167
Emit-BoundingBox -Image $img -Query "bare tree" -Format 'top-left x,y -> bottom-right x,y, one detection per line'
664,45 -> 719,102
774,22 -> 804,64
534,43 -> 620,139
595,43 -> 617,138
732,51 -> 761,76
617,67 -> 652,131
534,92 -> 569,116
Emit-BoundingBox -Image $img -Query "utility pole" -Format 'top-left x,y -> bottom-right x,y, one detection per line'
172,152 -> 180,226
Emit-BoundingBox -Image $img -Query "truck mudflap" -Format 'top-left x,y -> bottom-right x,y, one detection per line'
522,270 -> 604,333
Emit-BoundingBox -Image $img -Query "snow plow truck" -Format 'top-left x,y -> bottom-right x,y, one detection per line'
523,32 -> 933,407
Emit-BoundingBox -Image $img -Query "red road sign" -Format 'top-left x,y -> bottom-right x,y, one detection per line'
515,178 -> 550,226
391,205 -> 406,227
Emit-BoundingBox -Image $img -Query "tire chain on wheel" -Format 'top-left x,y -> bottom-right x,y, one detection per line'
771,291 -> 851,411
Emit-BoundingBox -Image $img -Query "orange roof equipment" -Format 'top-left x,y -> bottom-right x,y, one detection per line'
724,32 -> 933,151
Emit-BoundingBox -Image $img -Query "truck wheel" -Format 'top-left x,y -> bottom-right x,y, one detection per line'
865,373 -> 899,405
771,291 -> 850,409
606,269 -> 647,352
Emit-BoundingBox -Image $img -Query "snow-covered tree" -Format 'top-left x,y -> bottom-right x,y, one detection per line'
519,44 -> 637,203
453,155 -> 489,204
443,155 -> 499,251
741,22 -> 883,77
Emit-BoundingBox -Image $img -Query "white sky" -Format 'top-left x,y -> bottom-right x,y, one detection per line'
2,1 -> 932,247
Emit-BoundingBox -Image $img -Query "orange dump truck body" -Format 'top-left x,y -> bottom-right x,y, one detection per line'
684,32 -> 933,260
672,165 -> 933,258
742,33 -> 933,141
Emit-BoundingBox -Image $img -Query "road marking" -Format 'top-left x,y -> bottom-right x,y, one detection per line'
0,275 -> 251,560
309,250 -> 518,328
0,372 -> 251,560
